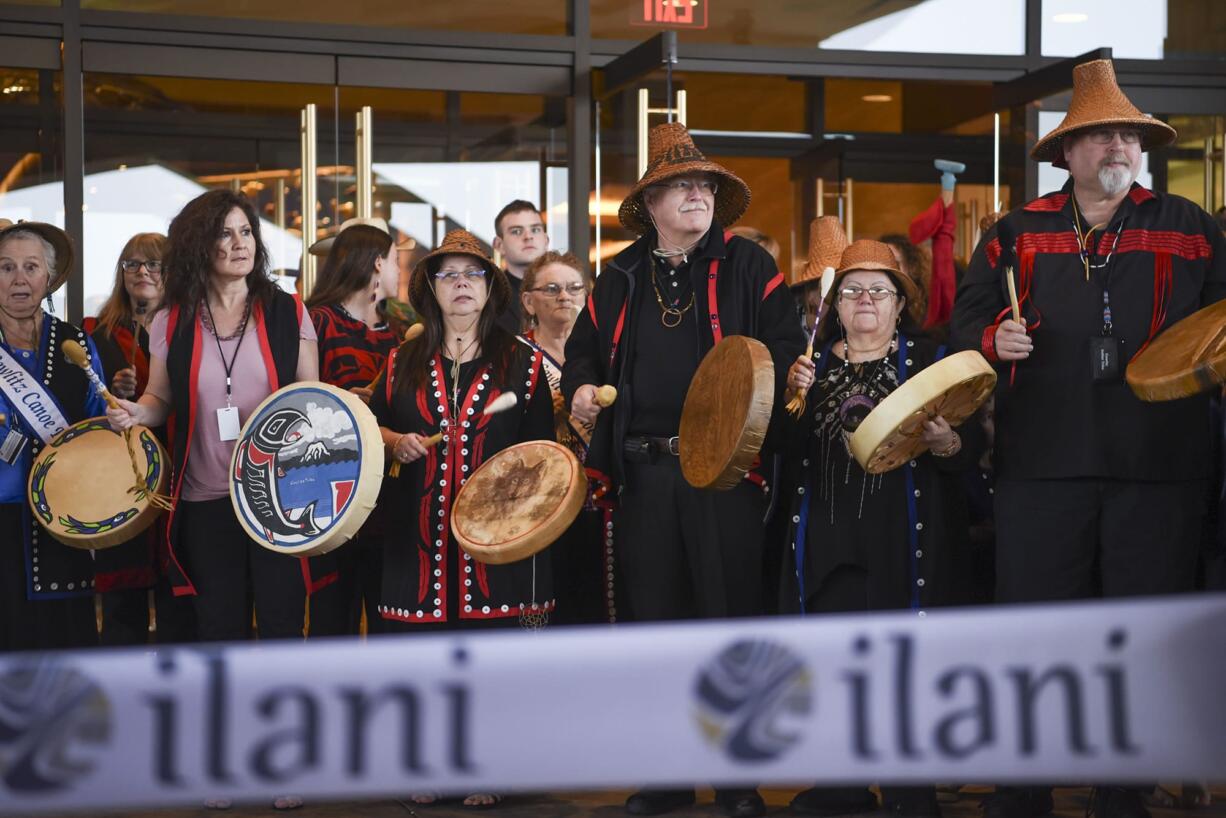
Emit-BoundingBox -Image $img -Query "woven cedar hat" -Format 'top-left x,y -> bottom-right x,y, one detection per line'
0,218 -> 73,294
308,216 -> 417,257
822,239 -> 920,311
791,216 -> 848,289
1030,59 -> 1177,169
409,229 -> 509,316
618,123 -> 751,235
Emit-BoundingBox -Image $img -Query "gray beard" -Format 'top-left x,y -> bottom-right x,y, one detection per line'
1098,164 -> 1135,196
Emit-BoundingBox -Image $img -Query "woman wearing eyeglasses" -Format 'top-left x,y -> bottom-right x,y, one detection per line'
518,251 -> 617,625
85,233 -> 196,646
371,230 -> 554,807
780,240 -> 982,818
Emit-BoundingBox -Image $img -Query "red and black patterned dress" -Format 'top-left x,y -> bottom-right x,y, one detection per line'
369,338 -> 556,630
307,303 -> 401,636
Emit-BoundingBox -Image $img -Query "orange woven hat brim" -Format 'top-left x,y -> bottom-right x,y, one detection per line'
791,216 -> 848,288
409,229 -> 509,317
1030,59 -> 1177,165
821,239 -> 920,310
618,122 -> 751,235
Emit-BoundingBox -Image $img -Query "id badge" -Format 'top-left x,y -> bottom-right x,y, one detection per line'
0,428 -> 29,465
1090,336 -> 1120,381
217,406 -> 241,441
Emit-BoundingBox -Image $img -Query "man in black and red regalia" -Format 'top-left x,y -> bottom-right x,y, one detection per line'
563,123 -> 803,818
952,59 -> 1226,818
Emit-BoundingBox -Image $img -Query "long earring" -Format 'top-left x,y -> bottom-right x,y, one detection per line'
45,293 -> 55,314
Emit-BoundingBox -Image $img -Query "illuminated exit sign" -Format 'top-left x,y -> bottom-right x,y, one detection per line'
632,0 -> 709,29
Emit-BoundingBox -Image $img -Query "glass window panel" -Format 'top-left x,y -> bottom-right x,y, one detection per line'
1042,0 -> 1226,60
81,73 -> 338,314
81,0 -> 567,35
0,67 -> 67,315
592,0 -> 1024,55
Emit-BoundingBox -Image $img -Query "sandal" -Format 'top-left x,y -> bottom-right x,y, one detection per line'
462,793 -> 502,810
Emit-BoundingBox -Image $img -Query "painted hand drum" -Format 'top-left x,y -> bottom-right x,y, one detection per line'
451,440 -> 587,565
230,381 -> 384,557
679,335 -> 775,490
850,350 -> 996,474
27,418 -> 169,549
1127,299 -> 1226,402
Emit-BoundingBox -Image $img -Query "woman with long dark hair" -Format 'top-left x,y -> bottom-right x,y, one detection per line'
107,190 -> 320,646
370,229 -> 554,807
305,221 -> 402,636
86,232 -> 194,645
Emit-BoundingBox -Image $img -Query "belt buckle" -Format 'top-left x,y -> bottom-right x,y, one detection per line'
666,436 -> 679,456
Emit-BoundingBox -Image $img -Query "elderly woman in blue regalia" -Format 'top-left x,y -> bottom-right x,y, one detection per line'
0,219 -> 107,651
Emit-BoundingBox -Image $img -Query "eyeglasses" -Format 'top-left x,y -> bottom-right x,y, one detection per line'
839,285 -> 898,301
527,282 -> 586,298
653,178 -> 718,195
1085,129 -> 1141,145
433,267 -> 487,283
121,259 -> 162,275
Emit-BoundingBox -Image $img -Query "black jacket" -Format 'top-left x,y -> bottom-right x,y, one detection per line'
951,182 -> 1226,481
562,226 -> 805,494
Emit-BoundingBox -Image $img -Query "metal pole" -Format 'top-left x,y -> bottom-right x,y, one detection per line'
815,178 -> 823,218
594,98 -> 602,277
300,104 -> 318,298
993,112 -> 1001,212
637,88 -> 649,178
845,177 -> 854,241
1205,137 -> 1214,212
356,106 -> 373,219
677,89 -> 687,127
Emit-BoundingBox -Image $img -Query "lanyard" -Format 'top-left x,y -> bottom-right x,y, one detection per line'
204,298 -> 251,408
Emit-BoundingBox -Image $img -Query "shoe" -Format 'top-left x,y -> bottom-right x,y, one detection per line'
790,786 -> 878,816
1089,788 -> 1151,818
981,788 -> 1053,818
625,788 -> 697,815
888,791 -> 941,818
461,793 -> 503,810
715,788 -> 766,818
273,795 -> 304,810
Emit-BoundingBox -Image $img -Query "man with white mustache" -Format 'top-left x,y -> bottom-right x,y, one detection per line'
952,59 -> 1226,818
562,123 -> 803,818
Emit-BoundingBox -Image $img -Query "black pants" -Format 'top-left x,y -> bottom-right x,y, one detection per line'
995,478 -> 1207,602
614,458 -> 767,622
99,577 -> 197,646
179,498 -> 306,642
308,533 -> 383,637
0,504 -> 96,652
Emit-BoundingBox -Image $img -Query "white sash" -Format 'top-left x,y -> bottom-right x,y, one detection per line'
0,343 -> 70,444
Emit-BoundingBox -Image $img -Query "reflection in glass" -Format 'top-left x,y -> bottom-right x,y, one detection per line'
1042,0 -> 1226,60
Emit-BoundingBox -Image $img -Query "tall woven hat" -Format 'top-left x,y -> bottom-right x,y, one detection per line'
791,216 -> 848,289
618,122 -> 751,236
409,229 -> 509,316
822,239 -> 920,311
308,216 -> 417,257
0,218 -> 73,294
1030,59 -> 1177,169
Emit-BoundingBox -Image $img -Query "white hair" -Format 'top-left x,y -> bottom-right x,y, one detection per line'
0,229 -> 57,281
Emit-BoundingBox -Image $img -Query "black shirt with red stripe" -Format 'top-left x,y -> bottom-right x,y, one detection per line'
951,181 -> 1226,481
309,303 -> 399,390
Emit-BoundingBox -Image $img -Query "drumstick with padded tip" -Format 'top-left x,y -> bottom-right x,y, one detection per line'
593,385 -> 617,407
389,391 -> 520,476
62,340 -> 121,410
365,323 -> 425,391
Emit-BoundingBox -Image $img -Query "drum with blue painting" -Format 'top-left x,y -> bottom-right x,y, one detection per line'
229,381 -> 384,556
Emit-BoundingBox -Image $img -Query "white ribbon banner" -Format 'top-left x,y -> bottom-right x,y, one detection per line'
0,344 -> 69,445
1,595 -> 1224,814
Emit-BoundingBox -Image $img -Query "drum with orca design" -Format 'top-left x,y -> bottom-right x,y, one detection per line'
27,418 -> 169,549
229,381 -> 384,557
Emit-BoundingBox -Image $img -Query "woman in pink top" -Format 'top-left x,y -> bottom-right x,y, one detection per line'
107,190 -> 319,650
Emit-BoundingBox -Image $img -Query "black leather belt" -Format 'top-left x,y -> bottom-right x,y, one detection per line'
623,434 -> 680,462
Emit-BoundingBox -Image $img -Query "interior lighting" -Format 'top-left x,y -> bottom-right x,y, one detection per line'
1052,12 -> 1088,23
861,94 -> 893,102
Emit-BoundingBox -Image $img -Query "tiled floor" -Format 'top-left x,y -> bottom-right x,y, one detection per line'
86,785 -> 1223,818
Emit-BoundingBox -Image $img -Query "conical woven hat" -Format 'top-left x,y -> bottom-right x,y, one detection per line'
791,216 -> 848,288
410,229 -> 509,316
618,123 -> 751,235
0,218 -> 73,294
1030,59 -> 1176,167
309,216 -> 416,256
822,239 -> 920,310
